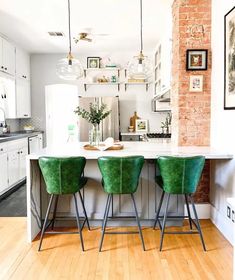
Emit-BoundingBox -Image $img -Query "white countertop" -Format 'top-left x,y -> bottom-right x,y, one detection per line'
27,141 -> 233,160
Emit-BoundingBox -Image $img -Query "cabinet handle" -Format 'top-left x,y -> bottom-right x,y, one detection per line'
4,94 -> 6,98
1,95 -> 3,99
17,151 -> 20,154
21,151 -> 23,154
4,67 -> 7,71
24,114 -> 28,116
1,66 -> 3,69
0,148 -> 3,151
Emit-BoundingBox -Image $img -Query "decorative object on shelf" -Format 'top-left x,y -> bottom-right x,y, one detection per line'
127,0 -> 152,79
23,125 -> 35,132
56,0 -> 83,80
87,57 -> 100,68
128,78 -> 146,83
130,111 -> 140,131
128,125 -> 134,132
97,76 -> 109,83
186,49 -> 208,71
189,75 -> 203,92
161,112 -> 172,134
111,75 -> 117,83
224,6 -> 235,109
136,119 -> 148,132
74,102 -> 111,146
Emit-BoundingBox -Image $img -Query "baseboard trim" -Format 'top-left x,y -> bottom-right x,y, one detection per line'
210,205 -> 234,245
0,179 -> 26,201
184,203 -> 211,219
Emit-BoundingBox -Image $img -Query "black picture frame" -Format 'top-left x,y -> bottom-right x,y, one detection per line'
87,57 -> 100,69
224,6 -> 235,110
186,49 -> 208,71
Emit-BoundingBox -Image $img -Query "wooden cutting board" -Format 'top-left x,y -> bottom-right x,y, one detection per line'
83,143 -> 124,151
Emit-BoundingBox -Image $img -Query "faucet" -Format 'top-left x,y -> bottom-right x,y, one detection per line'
0,107 -> 6,133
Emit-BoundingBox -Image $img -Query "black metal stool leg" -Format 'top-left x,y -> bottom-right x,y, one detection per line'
131,193 -> 146,251
153,191 -> 165,230
159,193 -> 170,251
101,193 -> 110,231
78,190 -> 90,231
189,195 -> 206,251
99,194 -> 111,252
38,194 -> 54,251
51,195 -> 59,230
73,194 -> 85,251
185,194 -> 193,230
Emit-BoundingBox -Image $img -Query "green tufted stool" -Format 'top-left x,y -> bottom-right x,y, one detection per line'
98,156 -> 145,251
38,156 -> 90,251
153,156 -> 206,251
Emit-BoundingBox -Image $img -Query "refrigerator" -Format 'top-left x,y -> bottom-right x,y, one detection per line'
45,84 -> 120,146
79,96 -> 120,141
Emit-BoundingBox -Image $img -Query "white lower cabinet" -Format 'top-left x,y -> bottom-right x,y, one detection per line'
0,138 -> 28,195
0,152 -> 8,194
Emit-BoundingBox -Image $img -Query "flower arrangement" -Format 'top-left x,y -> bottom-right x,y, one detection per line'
74,102 -> 111,126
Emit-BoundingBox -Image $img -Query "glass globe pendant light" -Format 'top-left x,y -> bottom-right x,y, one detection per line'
127,0 -> 152,79
56,0 -> 83,80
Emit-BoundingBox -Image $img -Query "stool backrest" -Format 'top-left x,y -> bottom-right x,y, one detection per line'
98,156 -> 145,194
39,157 -> 86,194
157,156 -> 205,194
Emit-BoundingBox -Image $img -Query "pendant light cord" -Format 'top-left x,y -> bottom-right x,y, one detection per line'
140,0 -> 143,53
68,0 -> 72,54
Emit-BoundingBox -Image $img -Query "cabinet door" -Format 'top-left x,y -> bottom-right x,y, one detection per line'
16,78 -> 31,118
8,150 -> 20,186
0,38 -> 3,71
2,38 -> 15,76
16,48 -> 30,80
19,146 -> 28,180
0,153 -> 8,194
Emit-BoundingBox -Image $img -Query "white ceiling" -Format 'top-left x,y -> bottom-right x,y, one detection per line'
0,0 -> 173,54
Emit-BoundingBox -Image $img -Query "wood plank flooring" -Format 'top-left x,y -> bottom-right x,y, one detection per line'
0,218 -> 232,280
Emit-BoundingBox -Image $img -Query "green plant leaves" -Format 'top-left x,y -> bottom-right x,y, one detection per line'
74,102 -> 111,125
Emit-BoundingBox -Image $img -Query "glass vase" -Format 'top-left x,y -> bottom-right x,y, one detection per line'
89,125 -> 101,146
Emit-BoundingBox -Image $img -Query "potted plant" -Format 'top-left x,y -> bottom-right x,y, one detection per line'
74,102 -> 111,146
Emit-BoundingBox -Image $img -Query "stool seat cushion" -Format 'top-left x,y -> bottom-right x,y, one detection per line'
98,156 -> 144,194
157,156 -> 205,194
39,157 -> 86,195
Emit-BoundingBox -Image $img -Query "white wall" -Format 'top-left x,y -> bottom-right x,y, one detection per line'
29,52 -> 168,134
211,0 -> 235,244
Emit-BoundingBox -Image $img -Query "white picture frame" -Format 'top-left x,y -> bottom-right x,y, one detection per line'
189,75 -> 203,92
136,119 -> 148,132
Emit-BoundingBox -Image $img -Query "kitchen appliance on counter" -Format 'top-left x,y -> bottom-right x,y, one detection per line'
79,96 -> 119,141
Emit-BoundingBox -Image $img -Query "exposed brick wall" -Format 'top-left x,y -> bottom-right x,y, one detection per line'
172,0 -> 211,202
172,0 -> 211,146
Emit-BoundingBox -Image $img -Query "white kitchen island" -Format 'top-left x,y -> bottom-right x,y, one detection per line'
27,141 -> 233,242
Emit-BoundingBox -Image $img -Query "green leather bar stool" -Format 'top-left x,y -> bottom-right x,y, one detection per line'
153,156 -> 206,251
38,156 -> 90,252
98,156 -> 145,252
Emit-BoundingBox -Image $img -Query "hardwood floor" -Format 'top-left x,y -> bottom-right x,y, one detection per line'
0,218 -> 232,280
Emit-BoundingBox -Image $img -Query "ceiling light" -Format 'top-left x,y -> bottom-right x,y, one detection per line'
127,0 -> 152,79
56,0 -> 83,80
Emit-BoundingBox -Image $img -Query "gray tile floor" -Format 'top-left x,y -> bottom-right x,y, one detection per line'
0,185 -> 26,217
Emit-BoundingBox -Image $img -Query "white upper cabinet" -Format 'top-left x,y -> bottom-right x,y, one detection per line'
153,37 -> 172,97
16,77 -> 31,118
16,48 -> 30,80
0,38 -> 15,76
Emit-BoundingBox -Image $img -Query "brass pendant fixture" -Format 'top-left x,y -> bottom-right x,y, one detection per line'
127,0 -> 152,79
56,0 -> 83,80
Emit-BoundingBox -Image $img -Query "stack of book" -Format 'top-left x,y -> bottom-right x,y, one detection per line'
127,78 -> 146,83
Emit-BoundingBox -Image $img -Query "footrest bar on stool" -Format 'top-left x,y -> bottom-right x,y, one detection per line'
164,231 -> 200,235
45,231 -> 81,235
104,231 -> 139,235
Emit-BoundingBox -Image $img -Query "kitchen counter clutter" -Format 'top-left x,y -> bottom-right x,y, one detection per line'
27,141 -> 233,242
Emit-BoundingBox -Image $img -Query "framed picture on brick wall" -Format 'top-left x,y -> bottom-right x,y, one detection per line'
186,49 -> 208,71
189,75 -> 203,92
224,6 -> 235,109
